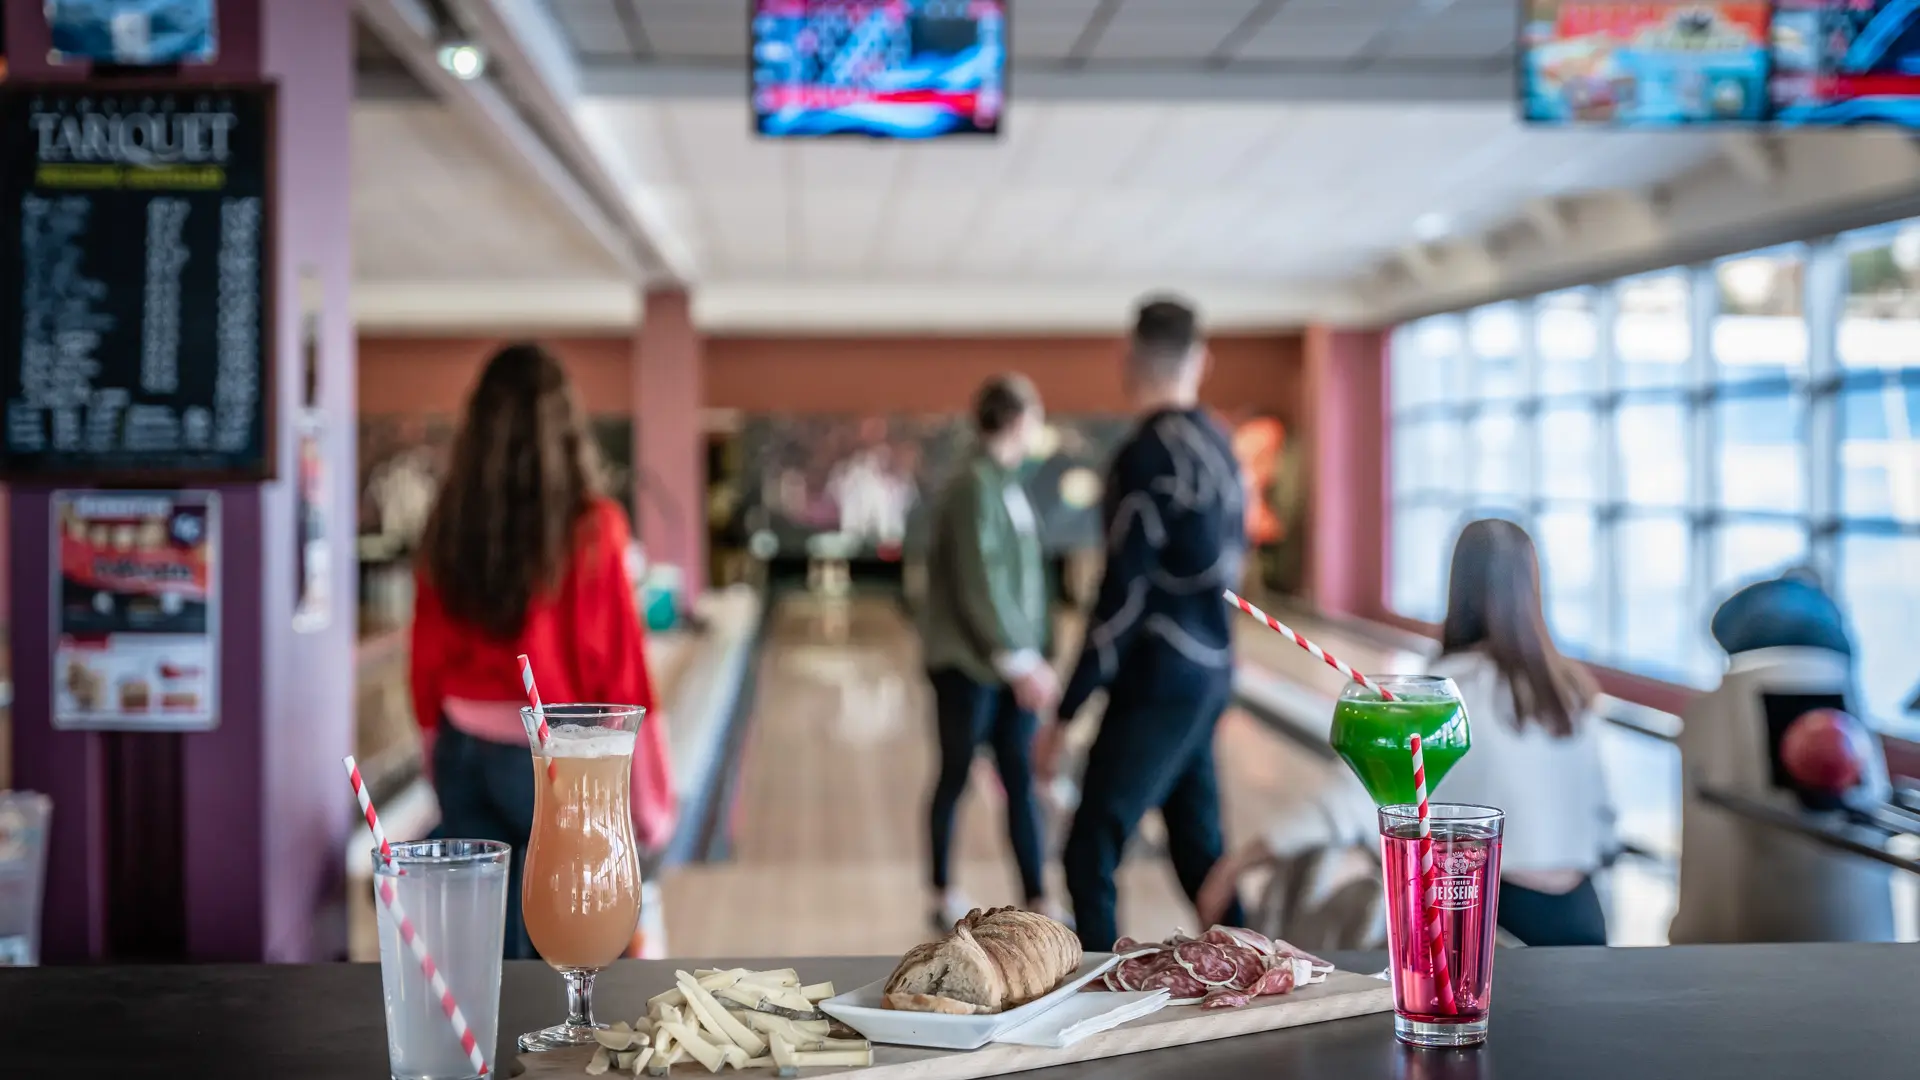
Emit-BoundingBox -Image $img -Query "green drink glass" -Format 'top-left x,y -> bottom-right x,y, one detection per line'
1330,675 -> 1471,806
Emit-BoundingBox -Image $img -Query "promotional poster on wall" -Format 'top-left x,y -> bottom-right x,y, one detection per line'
52,490 -> 219,731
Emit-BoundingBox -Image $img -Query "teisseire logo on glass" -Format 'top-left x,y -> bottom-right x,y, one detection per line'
1433,877 -> 1480,911
30,107 -> 237,165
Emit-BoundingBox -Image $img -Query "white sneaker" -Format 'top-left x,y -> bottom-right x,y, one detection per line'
932,891 -> 974,932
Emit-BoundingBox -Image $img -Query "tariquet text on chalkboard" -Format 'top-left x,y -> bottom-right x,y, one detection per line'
0,83 -> 275,481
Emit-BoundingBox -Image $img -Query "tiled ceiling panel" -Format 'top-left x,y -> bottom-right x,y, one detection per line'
353,103 -> 624,280
573,96 -> 1722,287
540,0 -> 1522,67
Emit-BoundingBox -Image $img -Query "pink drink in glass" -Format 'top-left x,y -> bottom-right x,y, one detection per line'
1379,803 -> 1504,1047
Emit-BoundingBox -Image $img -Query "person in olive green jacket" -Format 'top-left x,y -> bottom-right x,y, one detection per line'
921,374 -> 1062,929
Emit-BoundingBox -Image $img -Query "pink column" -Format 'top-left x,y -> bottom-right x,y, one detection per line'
1303,325 -> 1390,621
632,290 -> 706,603
5,0 -> 356,962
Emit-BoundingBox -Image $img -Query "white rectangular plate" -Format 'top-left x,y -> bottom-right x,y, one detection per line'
819,953 -> 1119,1051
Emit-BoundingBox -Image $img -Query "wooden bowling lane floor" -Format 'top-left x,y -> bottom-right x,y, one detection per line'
660,594 -> 1331,958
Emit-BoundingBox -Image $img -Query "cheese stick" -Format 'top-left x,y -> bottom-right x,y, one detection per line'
736,1012 -> 830,1042
736,969 -> 800,989
800,982 -> 834,1002
789,1049 -> 875,1069
676,972 -> 769,1058
659,1022 -> 727,1074
648,970 -> 748,1013
630,1047 -> 654,1076
646,1029 -> 676,1076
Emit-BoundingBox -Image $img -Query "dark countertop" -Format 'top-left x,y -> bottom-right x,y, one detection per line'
2,945 -> 1914,1078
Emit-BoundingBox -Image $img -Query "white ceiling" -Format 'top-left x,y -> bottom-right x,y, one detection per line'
352,101 -> 624,283
574,96 -> 1723,285
541,0 -> 1519,68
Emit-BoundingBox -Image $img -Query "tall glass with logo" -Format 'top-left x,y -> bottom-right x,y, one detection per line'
517,704 -> 645,1052
1379,804 -> 1504,1046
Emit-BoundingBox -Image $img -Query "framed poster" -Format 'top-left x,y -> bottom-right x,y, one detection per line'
52,490 -> 219,732
0,82 -> 275,481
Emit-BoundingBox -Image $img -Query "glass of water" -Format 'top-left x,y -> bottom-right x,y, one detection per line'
374,840 -> 509,1080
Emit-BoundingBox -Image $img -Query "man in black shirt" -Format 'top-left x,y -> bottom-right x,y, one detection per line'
1035,297 -> 1248,951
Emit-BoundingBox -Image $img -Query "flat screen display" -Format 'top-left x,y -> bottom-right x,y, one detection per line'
1521,2 -> 1773,124
1522,1 -> 1920,126
752,1 -> 1006,139
1772,1 -> 1920,125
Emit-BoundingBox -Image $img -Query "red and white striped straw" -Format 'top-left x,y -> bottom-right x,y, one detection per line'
1409,735 -> 1459,1015
517,654 -> 557,784
343,757 -> 490,1076
1223,590 -> 1397,701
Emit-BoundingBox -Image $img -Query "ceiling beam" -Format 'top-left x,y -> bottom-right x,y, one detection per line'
356,0 -> 646,279
1719,132 -> 1784,188
576,60 -> 1514,104
447,0 -> 698,282
1523,197 -> 1572,247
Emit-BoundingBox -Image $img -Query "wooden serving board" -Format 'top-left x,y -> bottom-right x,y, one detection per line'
517,971 -> 1392,1080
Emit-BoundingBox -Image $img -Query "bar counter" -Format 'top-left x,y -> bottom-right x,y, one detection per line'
2,945 -> 1911,1078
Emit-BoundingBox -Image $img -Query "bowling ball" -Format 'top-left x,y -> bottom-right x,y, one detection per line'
1780,708 -> 1870,795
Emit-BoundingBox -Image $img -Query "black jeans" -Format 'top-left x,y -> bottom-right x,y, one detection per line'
1499,876 -> 1608,947
432,720 -> 539,960
927,668 -> 1047,905
1062,687 -> 1244,952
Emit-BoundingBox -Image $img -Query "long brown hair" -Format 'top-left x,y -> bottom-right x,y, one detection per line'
419,343 -> 601,639
1440,518 -> 1596,737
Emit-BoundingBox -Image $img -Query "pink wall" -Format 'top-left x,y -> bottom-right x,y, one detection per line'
7,0 -> 360,962
358,336 -> 631,417
1302,326 -> 1388,620
633,292 -> 705,600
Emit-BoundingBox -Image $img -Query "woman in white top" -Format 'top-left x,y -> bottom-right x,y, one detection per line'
1426,518 -> 1614,946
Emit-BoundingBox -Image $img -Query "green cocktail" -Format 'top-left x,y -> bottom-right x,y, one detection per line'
1330,675 -> 1471,806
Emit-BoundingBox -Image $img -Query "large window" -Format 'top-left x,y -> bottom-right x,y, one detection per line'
1390,230 -> 1920,726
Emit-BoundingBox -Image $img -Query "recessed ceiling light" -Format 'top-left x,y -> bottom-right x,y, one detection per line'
437,42 -> 487,81
1413,212 -> 1452,241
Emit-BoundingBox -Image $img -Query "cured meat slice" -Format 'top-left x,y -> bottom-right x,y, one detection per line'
1268,938 -> 1333,971
1199,988 -> 1253,1010
1252,958 -> 1302,997
1206,925 -> 1277,956
1112,954 -> 1161,993
1225,945 -> 1267,991
1135,957 -> 1209,1000
1112,937 -> 1146,955
1173,941 -> 1239,987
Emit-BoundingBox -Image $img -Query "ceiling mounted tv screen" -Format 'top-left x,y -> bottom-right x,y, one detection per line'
1522,1 -> 1920,127
1521,2 -> 1772,125
752,1 -> 1006,139
1771,1 -> 1920,126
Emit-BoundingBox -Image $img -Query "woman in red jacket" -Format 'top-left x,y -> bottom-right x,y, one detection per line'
411,342 -> 665,959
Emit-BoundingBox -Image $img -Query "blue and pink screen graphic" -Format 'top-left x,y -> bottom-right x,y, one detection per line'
752,1 -> 1006,139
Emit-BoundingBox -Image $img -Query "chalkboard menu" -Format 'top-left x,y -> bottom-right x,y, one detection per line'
0,83 -> 275,481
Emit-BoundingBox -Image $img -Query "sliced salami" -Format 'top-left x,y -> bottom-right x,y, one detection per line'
1269,938 -> 1333,971
1113,954 -> 1161,993
1113,936 -> 1145,954
1136,958 -> 1209,999
1225,946 -> 1267,991
1206,925 -> 1277,957
1173,941 -> 1239,987
1200,988 -> 1254,1010
1252,959 -> 1298,997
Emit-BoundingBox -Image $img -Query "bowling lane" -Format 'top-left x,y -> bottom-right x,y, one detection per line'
660,592 -> 1334,958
